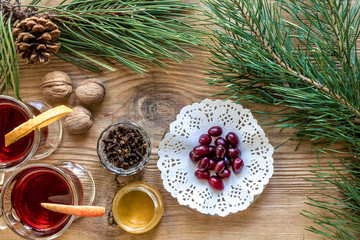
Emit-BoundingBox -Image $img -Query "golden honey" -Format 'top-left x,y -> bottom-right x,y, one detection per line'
112,182 -> 164,234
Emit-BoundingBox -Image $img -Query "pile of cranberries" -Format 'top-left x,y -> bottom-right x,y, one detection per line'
189,126 -> 244,191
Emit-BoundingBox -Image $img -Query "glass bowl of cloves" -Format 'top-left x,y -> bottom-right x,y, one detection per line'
97,121 -> 151,176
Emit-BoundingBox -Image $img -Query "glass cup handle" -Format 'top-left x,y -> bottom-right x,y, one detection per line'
0,173 -> 7,230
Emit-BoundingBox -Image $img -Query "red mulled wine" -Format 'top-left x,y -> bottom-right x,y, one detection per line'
11,167 -> 75,233
0,100 -> 34,164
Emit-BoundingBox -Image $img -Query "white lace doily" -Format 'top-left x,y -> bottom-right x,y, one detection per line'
157,99 -> 274,217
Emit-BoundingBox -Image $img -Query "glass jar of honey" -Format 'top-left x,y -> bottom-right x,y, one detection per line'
112,182 -> 164,234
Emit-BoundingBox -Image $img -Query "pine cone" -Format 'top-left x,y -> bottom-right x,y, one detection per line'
12,16 -> 61,64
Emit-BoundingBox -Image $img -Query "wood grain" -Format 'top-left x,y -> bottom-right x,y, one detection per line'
1,1 -> 336,239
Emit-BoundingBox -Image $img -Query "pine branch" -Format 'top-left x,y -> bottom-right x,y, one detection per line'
0,0 -> 204,98
0,1 -> 20,99
234,0 -> 360,118
28,0 -> 205,75
302,152 -> 360,239
204,0 -> 360,238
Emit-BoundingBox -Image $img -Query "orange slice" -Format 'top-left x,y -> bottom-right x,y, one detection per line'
5,105 -> 72,147
4,119 -> 37,147
41,203 -> 105,217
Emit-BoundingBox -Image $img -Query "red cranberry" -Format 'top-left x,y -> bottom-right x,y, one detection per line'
197,157 -> 210,171
223,157 -> 232,168
208,176 -> 224,191
207,158 -> 216,170
232,157 -> 244,174
193,145 -> 209,157
217,169 -> 231,179
228,148 -> 240,158
198,134 -> 212,146
215,145 -> 226,159
195,170 -> 210,180
215,137 -> 228,148
214,160 -> 226,174
208,126 -> 223,136
226,132 -> 239,147
189,151 -> 201,164
208,145 -> 216,157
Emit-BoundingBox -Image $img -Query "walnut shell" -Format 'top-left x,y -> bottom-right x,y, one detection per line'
64,106 -> 93,135
40,71 -> 72,101
75,78 -> 105,105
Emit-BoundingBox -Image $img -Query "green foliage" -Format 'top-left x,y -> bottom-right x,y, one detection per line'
33,0 -> 204,74
303,149 -> 360,239
0,0 -> 204,99
0,5 -> 20,99
204,0 -> 360,238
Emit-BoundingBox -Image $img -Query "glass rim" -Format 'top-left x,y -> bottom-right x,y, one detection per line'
0,95 -> 40,173
0,163 -> 78,240
97,121 -> 151,176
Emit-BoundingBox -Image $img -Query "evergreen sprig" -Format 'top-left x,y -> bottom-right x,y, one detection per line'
204,0 -> 360,238
0,0 -> 204,98
32,0 -> 204,74
302,149 -> 360,239
0,0 -> 20,99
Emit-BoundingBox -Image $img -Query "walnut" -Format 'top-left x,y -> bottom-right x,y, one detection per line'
40,71 -> 72,102
64,106 -> 93,134
75,78 -> 106,105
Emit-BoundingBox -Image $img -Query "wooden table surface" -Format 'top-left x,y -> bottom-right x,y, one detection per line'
2,1 -> 331,239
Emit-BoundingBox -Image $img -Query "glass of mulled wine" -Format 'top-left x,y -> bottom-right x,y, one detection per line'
0,162 -> 95,239
0,95 -> 63,174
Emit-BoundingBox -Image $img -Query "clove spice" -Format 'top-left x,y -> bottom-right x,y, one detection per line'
103,126 -> 148,170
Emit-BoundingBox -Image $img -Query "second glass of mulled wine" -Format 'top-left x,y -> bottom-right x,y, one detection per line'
0,162 -> 95,239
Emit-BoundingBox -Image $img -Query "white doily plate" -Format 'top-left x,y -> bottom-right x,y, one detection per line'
157,99 -> 274,217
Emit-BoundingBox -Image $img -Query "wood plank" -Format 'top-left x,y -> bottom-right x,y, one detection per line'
1,1 -> 337,239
